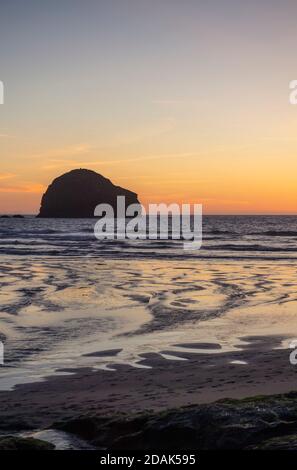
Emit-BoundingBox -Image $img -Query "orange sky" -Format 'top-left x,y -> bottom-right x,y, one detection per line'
1,1 -> 297,214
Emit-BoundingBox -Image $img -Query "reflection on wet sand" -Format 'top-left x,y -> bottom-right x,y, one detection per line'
1,257 -> 297,390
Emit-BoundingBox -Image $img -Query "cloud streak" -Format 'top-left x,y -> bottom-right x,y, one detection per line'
0,172 -> 16,180
0,183 -> 45,193
30,144 -> 94,161
42,152 -> 197,170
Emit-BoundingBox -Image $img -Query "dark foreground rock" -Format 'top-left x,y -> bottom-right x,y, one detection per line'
0,436 -> 55,450
53,392 -> 297,450
37,169 -> 140,218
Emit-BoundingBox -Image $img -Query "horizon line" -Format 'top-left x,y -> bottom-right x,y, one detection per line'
3,212 -> 297,217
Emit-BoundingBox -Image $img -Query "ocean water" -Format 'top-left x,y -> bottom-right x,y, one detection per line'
2,215 -> 297,259
1,215 -> 297,389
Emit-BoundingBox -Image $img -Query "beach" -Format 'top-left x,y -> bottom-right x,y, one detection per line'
1,335 -> 297,449
3,0 -> 297,455
0,334 -> 296,425
1,216 -> 297,448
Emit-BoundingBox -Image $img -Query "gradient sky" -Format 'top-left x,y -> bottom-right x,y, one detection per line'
1,0 -> 297,214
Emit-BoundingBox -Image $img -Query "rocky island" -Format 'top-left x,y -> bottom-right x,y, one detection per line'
37,169 -> 140,218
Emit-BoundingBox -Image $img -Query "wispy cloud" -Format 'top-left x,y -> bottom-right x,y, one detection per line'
92,151 -> 196,165
31,144 -> 93,161
152,99 -> 186,105
201,198 -> 250,206
0,172 -> 16,180
0,183 -> 45,193
111,117 -> 176,146
42,152 -> 197,170
0,128 -> 13,138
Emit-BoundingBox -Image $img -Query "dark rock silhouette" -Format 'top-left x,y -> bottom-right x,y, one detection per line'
37,169 -> 140,218
55,392 -> 297,450
0,436 -> 54,450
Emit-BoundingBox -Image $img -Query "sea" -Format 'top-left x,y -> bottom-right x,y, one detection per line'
1,215 -> 297,389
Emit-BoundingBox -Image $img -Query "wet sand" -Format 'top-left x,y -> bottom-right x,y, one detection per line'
2,255 -> 297,439
3,257 -> 297,392
1,335 -> 297,433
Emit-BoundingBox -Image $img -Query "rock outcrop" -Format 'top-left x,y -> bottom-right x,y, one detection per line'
54,392 -> 297,450
37,169 -> 140,218
0,436 -> 55,450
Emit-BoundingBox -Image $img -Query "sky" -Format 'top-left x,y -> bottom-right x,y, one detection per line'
1,0 -> 297,214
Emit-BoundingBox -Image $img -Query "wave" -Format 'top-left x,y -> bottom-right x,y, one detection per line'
201,244 -> 297,252
204,230 -> 297,237
252,230 -> 297,237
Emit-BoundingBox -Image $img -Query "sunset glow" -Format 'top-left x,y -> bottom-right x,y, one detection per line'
1,1 -> 297,214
